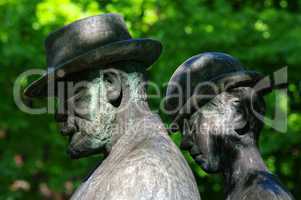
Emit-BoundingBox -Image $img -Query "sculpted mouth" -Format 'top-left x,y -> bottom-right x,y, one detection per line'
189,146 -> 202,157
180,140 -> 203,159
188,147 -> 207,166
191,151 -> 202,158
188,147 -> 206,166
194,155 -> 205,165
191,152 -> 204,165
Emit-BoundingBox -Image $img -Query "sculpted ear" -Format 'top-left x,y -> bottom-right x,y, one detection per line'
234,108 -> 250,135
231,88 -> 252,135
103,71 -> 122,106
231,87 -> 265,136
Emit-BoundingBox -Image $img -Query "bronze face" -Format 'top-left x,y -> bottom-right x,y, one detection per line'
54,70 -> 120,158
182,92 -> 246,173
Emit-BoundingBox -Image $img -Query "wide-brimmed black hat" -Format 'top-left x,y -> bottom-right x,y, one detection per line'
164,52 -> 264,131
24,13 -> 162,98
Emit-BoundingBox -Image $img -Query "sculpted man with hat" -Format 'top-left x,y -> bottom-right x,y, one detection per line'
24,14 -> 201,199
164,52 -> 294,200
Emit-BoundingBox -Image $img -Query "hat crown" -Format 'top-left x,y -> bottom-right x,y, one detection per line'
45,13 -> 131,69
182,52 -> 244,80
166,52 -> 245,103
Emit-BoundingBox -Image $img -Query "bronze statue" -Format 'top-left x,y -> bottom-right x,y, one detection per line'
24,14 -> 201,199
164,52 -> 294,200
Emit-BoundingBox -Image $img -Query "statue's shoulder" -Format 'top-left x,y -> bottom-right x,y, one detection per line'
70,145 -> 181,200
71,114 -> 200,200
234,171 -> 294,200
106,152 -> 198,200
101,133 -> 199,199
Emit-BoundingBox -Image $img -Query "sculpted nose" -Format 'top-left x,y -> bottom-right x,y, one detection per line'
55,112 -> 68,122
59,124 -> 77,136
180,138 -> 193,150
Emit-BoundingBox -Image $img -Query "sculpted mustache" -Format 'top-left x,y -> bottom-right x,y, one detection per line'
74,116 -> 96,135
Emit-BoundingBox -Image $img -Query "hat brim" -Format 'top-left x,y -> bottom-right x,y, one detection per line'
167,70 -> 264,132
24,38 -> 162,98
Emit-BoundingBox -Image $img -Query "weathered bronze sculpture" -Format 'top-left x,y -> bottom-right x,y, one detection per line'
165,52 -> 294,200
24,14 -> 201,199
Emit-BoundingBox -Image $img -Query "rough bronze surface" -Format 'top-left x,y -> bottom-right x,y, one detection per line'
25,13 -> 201,200
60,64 -> 201,200
165,52 -> 294,200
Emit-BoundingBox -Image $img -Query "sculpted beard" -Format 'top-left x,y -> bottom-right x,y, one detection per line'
59,101 -> 117,158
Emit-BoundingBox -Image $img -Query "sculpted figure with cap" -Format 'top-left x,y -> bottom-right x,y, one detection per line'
164,52 -> 294,200
24,14 -> 201,200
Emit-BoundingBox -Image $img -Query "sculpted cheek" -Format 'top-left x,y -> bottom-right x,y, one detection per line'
67,100 -> 117,158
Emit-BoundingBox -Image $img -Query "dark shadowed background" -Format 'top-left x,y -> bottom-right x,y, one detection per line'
0,0 -> 300,199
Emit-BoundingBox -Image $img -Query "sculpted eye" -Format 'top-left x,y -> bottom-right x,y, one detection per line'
70,89 -> 90,105
66,89 -> 92,120
235,121 -> 250,135
103,72 -> 116,85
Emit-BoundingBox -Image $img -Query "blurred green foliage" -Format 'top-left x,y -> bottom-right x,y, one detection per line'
1,0 -> 301,199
